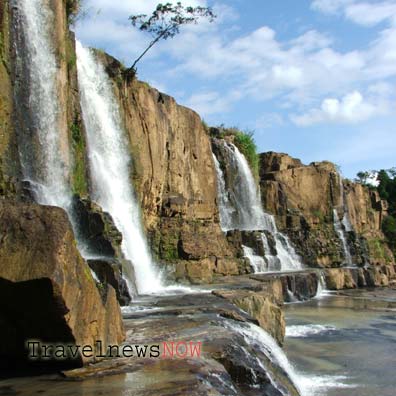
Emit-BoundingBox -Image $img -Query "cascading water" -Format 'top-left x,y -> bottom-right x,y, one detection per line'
212,154 -> 235,228
76,42 -> 163,294
332,176 -> 354,266
333,209 -> 353,266
213,141 -> 303,272
12,0 -> 71,209
242,246 -> 266,273
315,271 -> 328,299
229,321 -> 351,396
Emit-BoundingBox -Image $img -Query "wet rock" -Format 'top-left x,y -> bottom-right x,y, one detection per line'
72,196 -> 122,257
281,272 -> 319,301
213,277 -> 285,345
259,152 -> 395,269
72,196 -> 135,302
61,290 -> 299,396
87,259 -> 131,306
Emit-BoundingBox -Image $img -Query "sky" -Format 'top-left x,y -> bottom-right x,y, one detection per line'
75,0 -> 396,178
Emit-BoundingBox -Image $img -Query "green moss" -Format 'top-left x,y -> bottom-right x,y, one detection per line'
367,237 -> 392,262
312,210 -> 325,222
159,232 -> 180,262
70,123 -> 88,196
84,264 -> 93,282
161,245 -> 179,261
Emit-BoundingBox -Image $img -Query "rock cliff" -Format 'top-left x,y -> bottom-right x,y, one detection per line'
0,201 -> 124,373
96,54 -> 245,283
0,0 -> 124,374
260,152 -> 395,270
0,0 -> 20,197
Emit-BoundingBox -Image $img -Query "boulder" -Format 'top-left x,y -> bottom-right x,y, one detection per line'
72,196 -> 135,303
0,201 -> 125,374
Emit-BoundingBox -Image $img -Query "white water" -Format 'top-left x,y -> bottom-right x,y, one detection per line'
315,271 -> 329,299
76,43 -> 163,294
12,0 -> 71,210
242,245 -> 267,272
333,209 -> 353,266
213,142 -> 303,271
212,154 -> 235,227
339,177 -> 353,232
286,324 -> 337,338
229,321 -> 353,396
261,233 -> 281,270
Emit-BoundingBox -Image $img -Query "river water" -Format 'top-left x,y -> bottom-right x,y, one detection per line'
284,288 -> 396,396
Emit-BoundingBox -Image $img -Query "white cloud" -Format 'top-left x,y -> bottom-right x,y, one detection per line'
185,90 -> 241,115
311,0 -> 354,14
312,0 -> 396,26
291,90 -> 392,126
76,0 -> 396,122
345,2 -> 396,26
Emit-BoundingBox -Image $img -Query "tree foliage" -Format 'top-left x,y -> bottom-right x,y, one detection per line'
359,168 -> 396,251
129,2 -> 216,71
210,125 -> 260,180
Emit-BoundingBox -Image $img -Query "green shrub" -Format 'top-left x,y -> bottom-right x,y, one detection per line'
70,123 -> 88,196
233,130 -> 259,180
211,125 -> 259,180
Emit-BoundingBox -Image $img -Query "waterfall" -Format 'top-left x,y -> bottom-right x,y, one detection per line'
242,246 -> 267,273
315,271 -> 328,299
213,141 -> 303,272
12,0 -> 71,210
76,43 -> 163,294
212,154 -> 235,229
333,209 -> 353,266
340,183 -> 353,233
261,233 -> 281,270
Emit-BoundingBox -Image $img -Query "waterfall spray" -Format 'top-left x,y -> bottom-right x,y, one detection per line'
12,0 -> 71,209
76,42 -> 163,294
213,141 -> 303,272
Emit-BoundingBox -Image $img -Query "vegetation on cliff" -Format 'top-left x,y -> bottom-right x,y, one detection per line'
377,169 -> 396,253
210,126 -> 260,180
128,3 -> 216,72
357,168 -> 396,253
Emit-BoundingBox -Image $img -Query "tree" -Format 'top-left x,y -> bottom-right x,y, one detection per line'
355,171 -> 370,185
128,2 -> 216,73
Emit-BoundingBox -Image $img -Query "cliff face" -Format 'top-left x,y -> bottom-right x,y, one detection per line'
0,201 -> 124,371
345,182 -> 394,265
0,0 -> 125,372
0,0 -> 19,196
260,152 -> 394,268
97,55 -> 244,283
10,0 -> 88,198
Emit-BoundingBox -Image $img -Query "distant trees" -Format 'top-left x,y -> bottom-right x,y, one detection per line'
356,171 -> 371,185
128,2 -> 216,73
357,168 -> 396,252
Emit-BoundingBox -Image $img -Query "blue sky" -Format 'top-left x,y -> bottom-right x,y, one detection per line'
75,0 -> 396,178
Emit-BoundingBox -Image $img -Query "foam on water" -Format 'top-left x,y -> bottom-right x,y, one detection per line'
286,324 -> 337,338
227,321 -> 354,396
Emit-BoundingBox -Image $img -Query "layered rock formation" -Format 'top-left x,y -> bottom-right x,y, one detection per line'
95,53 -> 245,283
0,0 -> 125,374
260,152 -> 395,272
0,0 -> 20,197
0,201 -> 124,373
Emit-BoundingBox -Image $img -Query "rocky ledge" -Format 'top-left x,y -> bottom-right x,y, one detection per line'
0,200 -> 125,375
